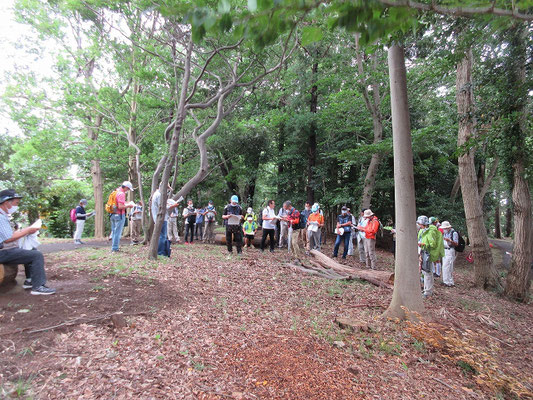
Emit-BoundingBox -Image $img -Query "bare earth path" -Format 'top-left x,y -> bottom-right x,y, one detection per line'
1,241 -> 532,399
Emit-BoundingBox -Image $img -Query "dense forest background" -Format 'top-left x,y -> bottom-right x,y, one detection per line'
2,1 -> 528,243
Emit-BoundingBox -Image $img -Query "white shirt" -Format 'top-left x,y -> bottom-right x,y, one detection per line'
262,207 -> 276,230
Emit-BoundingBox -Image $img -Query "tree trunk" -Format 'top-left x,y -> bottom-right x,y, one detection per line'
88,115 -> 104,239
505,204 -> 512,237
356,37 -> 384,210
306,61 -> 318,204
382,44 -> 424,320
505,162 -> 533,300
456,46 -> 500,289
494,197 -> 501,239
277,123 -> 285,198
504,23 -> 532,302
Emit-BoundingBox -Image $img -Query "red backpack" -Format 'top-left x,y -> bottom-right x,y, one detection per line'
70,208 -> 77,222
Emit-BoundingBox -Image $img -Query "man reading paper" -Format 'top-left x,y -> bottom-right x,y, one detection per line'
0,189 -> 55,295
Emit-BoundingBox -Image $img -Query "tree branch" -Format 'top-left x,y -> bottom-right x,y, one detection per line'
376,0 -> 533,21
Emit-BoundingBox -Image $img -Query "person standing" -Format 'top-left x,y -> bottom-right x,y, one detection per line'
110,181 -> 134,252
242,215 -> 258,248
151,185 -> 179,257
167,202 -> 180,243
299,202 -> 312,250
222,195 -> 243,255
332,206 -> 353,259
441,221 -> 459,287
130,201 -> 143,245
283,201 -> 301,255
356,209 -> 380,269
0,189 -> 55,295
277,204 -> 289,248
429,217 -> 443,277
347,208 -> 356,256
182,200 -> 196,244
74,199 -> 93,245
417,215 -> 444,298
203,200 -> 217,243
306,203 -> 324,253
195,204 -> 206,241
356,209 -> 368,263
261,200 -> 276,253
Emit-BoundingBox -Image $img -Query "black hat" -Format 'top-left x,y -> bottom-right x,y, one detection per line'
0,189 -> 23,204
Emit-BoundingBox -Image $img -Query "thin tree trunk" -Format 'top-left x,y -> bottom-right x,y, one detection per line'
356,36 -> 384,209
505,204 -> 512,237
504,23 -> 532,302
149,39 -> 194,260
456,46 -> 500,289
494,196 -> 501,239
88,115 -> 104,239
450,175 -> 461,200
306,61 -> 318,204
382,44 -> 424,320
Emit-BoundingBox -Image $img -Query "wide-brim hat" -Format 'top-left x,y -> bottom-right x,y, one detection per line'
417,215 -> 429,226
363,209 -> 374,218
0,189 -> 23,204
440,221 -> 452,229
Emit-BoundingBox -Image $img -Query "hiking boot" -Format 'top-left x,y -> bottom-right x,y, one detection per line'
31,285 -> 56,295
22,280 -> 32,289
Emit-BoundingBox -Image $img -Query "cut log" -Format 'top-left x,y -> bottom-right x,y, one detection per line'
0,264 -> 18,286
214,233 -> 262,247
335,316 -> 373,332
309,250 -> 394,289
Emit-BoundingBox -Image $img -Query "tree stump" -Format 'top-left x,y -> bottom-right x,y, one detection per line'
0,264 -> 18,286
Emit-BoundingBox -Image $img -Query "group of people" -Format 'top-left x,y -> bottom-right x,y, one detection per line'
1,177 -> 463,300
417,215 -> 459,298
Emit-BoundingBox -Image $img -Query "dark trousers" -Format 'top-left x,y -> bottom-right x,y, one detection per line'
261,228 -> 275,251
195,223 -> 203,240
157,221 -> 170,257
0,248 -> 46,289
184,223 -> 194,243
333,232 -> 351,259
226,225 -> 242,253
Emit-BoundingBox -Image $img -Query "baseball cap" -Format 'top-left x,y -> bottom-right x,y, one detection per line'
122,181 -> 134,191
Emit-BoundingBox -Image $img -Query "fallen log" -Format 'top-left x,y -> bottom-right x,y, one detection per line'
309,250 -> 394,289
287,264 -> 348,280
0,264 -> 18,286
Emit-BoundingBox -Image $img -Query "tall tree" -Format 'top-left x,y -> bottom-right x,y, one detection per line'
456,40 -> 500,289
383,44 -> 424,319
502,23 -> 532,301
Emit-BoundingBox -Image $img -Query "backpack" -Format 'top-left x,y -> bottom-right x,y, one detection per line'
288,208 -> 300,230
70,208 -> 77,222
105,190 -> 119,214
299,210 -> 310,229
453,230 -> 466,252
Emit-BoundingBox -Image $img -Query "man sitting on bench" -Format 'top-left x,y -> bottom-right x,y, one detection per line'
0,189 -> 55,295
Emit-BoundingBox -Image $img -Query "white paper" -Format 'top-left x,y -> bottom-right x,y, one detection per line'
167,199 -> 176,207
19,232 -> 40,250
227,214 -> 242,225
30,219 -> 42,229
335,227 -> 345,236
176,196 -> 184,203
308,224 -> 319,233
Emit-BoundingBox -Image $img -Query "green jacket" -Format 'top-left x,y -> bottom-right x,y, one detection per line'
418,225 -> 445,262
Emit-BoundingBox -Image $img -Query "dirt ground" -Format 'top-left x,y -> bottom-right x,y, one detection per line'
0,238 -> 531,399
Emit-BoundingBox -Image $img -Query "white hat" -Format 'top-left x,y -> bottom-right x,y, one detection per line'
440,221 -> 452,229
122,181 -> 134,191
363,209 -> 374,218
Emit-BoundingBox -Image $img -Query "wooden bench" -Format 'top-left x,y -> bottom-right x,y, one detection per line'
0,264 -> 18,285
